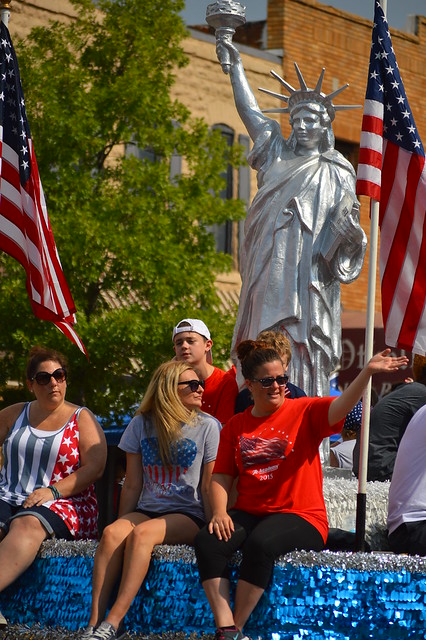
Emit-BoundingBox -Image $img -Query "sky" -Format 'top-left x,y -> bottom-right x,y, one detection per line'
181,1 -> 426,32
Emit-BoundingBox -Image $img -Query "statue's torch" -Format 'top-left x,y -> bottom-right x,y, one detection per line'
206,1 -> 246,74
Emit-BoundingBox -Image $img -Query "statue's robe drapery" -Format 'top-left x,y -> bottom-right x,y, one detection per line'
232,120 -> 367,396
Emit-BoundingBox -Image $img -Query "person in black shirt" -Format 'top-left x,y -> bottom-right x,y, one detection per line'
352,354 -> 426,481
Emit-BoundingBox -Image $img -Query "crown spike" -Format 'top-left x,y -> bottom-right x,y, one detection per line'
270,69 -> 296,94
262,108 -> 290,114
259,64 -> 360,122
334,104 -> 362,111
314,68 -> 325,94
293,62 -> 308,91
325,84 -> 349,101
259,87 -> 289,103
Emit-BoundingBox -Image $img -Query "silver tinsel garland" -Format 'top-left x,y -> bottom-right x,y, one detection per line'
322,476 -> 391,549
35,538 -> 426,573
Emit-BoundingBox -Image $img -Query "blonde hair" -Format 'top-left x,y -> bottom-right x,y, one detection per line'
136,360 -> 199,466
256,330 -> 292,364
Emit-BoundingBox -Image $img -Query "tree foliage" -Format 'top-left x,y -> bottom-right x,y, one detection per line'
0,0 -> 245,423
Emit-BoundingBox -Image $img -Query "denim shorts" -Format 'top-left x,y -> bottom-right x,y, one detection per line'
0,498 -> 72,539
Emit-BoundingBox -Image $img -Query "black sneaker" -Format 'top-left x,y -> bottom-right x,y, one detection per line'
91,622 -> 126,640
78,625 -> 96,639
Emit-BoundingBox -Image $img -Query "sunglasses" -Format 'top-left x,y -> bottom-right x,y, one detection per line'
177,379 -> 205,392
32,368 -> 67,386
252,375 -> 288,388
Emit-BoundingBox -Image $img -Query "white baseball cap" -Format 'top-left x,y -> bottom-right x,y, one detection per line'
172,318 -> 211,341
172,318 -> 213,363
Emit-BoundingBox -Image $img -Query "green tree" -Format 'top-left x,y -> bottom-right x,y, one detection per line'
0,0 -> 245,424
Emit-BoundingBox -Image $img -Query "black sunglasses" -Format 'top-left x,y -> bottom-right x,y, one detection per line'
32,368 -> 67,386
252,375 -> 288,389
177,379 -> 205,392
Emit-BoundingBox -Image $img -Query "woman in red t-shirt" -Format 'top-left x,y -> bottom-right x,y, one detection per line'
194,340 -> 408,640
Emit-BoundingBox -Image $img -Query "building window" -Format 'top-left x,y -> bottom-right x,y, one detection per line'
125,122 -> 182,179
125,141 -> 158,163
207,124 -> 235,255
335,140 -> 358,169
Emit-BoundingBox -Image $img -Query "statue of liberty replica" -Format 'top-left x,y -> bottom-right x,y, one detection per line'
207,1 -> 367,397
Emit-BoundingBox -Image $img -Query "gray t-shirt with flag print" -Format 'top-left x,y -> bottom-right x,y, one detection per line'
119,411 -> 220,522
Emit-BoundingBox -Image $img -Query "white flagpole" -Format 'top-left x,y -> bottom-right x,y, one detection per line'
355,0 -> 387,552
355,200 -> 379,550
0,1 -> 11,27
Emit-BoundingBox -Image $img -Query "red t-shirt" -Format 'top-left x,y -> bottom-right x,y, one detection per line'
213,396 -> 344,542
202,366 -> 238,424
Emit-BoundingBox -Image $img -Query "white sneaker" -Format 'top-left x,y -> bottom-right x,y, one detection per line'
0,610 -> 7,627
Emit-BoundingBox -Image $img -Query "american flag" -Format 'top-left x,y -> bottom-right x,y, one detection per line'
0,22 -> 86,355
142,436 -> 196,485
356,2 -> 426,355
239,435 -> 288,469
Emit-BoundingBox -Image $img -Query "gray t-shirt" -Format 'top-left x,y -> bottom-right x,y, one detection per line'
119,411 -> 220,522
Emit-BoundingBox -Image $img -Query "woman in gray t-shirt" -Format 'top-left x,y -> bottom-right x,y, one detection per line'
81,361 -> 220,640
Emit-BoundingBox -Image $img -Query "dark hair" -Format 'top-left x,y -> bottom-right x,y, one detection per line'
26,346 -> 68,381
236,340 -> 283,380
256,330 -> 292,364
412,354 -> 426,385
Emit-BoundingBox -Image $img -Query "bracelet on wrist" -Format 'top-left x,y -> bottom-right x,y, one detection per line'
48,485 -> 62,500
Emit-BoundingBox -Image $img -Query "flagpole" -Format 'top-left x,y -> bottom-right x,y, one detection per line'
355,200 -> 379,550
0,1 -> 11,27
355,0 -> 387,552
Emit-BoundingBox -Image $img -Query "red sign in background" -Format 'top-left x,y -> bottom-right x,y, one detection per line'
339,327 -> 413,399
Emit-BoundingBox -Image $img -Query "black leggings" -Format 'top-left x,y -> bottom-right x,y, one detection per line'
194,509 -> 324,590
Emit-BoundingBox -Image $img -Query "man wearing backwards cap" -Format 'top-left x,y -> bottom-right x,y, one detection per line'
173,319 -> 238,425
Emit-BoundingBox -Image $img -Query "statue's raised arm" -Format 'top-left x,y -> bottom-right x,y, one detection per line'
216,39 -> 268,142
206,0 -> 267,140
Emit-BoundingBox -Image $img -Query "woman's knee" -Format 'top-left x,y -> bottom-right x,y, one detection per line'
241,531 -> 271,559
194,525 -> 210,556
100,519 -> 133,549
130,521 -> 157,547
8,514 -> 47,541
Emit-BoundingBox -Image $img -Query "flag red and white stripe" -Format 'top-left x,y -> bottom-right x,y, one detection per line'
0,22 -> 87,355
356,2 -> 426,355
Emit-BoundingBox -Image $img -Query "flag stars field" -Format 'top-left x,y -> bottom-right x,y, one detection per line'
356,1 -> 426,355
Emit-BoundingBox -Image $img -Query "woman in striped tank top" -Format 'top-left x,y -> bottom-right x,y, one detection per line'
0,346 -> 107,628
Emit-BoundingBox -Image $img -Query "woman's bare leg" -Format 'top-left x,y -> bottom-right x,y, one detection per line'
200,577 -> 235,628
105,514 -> 199,631
233,579 -> 264,631
88,514 -> 147,627
0,516 -> 48,591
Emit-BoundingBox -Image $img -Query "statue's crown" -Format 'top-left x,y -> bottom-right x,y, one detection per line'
259,63 -> 360,121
